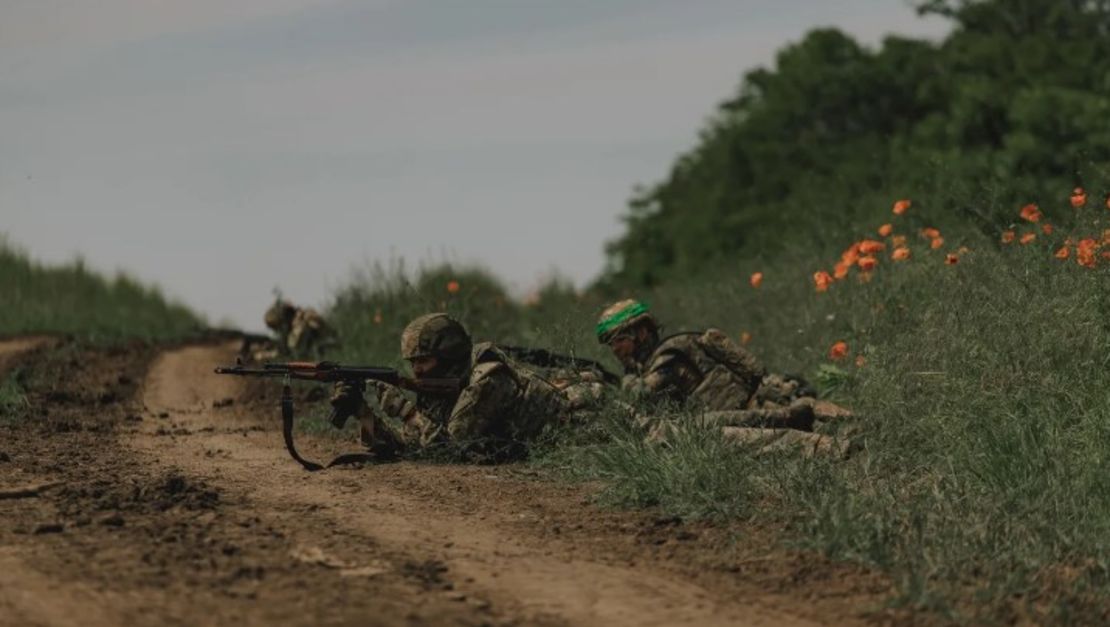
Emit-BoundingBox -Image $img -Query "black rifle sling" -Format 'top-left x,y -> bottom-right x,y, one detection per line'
280,383 -> 374,472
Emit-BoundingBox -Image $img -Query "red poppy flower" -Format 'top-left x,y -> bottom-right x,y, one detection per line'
828,341 -> 849,361
1019,204 -> 1042,223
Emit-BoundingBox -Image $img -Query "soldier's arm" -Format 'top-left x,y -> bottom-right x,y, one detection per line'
445,365 -> 518,443
628,350 -> 693,402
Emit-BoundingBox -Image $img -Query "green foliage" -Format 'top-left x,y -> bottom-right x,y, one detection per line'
0,236 -> 203,342
601,0 -> 1110,288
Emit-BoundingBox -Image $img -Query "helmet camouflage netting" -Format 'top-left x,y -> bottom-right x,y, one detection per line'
401,313 -> 472,362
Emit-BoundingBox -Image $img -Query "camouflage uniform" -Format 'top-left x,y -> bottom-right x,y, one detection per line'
597,299 -> 851,458
337,314 -> 578,461
263,298 -> 334,359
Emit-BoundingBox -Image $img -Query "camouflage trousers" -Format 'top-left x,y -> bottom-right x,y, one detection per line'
642,398 -> 856,459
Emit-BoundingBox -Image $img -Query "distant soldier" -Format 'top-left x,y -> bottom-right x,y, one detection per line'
331,313 -> 591,461
263,297 -> 335,360
595,299 -> 853,457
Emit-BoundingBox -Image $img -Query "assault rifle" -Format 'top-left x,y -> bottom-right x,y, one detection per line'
214,361 -> 460,471
500,345 -> 621,386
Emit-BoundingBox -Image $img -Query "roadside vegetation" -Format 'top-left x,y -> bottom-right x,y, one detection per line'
0,236 -> 202,342
324,188 -> 1110,622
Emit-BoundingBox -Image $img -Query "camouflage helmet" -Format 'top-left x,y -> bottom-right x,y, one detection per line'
264,299 -> 296,330
596,299 -> 655,344
401,313 -> 472,362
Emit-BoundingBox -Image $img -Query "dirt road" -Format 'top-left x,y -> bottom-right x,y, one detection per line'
0,339 -> 890,626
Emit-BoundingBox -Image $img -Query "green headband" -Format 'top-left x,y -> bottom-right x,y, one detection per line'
596,302 -> 650,339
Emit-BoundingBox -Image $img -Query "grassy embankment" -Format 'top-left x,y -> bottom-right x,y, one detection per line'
322,189 -> 1110,622
0,237 -> 203,420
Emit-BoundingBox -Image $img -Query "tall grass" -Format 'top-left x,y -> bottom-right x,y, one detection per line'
324,191 -> 1110,621
0,236 -> 203,342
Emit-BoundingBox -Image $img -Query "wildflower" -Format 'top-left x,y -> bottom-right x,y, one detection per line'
855,355 -> 866,368
1103,251 -> 1110,261
1041,223 -> 1055,236
945,253 -> 958,265
893,199 -> 911,215
930,237 -> 945,250
920,227 -> 941,240
1001,230 -> 1016,244
1019,204 -> 1042,223
878,223 -> 893,237
857,256 -> 877,272
841,246 -> 861,266
1102,229 -> 1110,245
891,247 -> 911,261
833,261 -> 851,280
1019,233 -> 1036,245
749,272 -> 763,289
446,280 -> 461,294
740,331 -> 752,346
373,309 -> 383,324
858,240 -> 885,255
1077,239 -> 1099,268
957,246 -> 971,254
1070,187 -> 1087,208
891,235 -> 907,248
828,341 -> 849,361
1054,246 -> 1070,260
813,271 -> 833,292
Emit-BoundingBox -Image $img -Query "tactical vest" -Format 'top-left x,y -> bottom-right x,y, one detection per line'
645,329 -> 767,411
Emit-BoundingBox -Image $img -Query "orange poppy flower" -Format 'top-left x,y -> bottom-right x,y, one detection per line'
813,271 -> 833,293
750,272 -> 763,289
1078,249 -> 1097,269
857,256 -> 877,271
1019,204 -> 1042,223
920,227 -> 941,240
930,237 -> 945,250
828,341 -> 849,361
740,331 -> 752,346
1078,238 -> 1098,252
891,235 -> 907,248
1054,246 -> 1070,260
1071,187 -> 1087,208
891,247 -> 911,261
1001,230 -> 1016,244
855,355 -> 866,368
858,239 -> 886,255
1019,233 -> 1036,245
892,199 -> 911,215
878,223 -> 893,237
945,253 -> 958,265
446,280 -> 461,294
1041,223 -> 1054,236
833,261 -> 851,280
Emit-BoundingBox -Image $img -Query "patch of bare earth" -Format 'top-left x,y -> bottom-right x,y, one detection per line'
1,339 -> 900,626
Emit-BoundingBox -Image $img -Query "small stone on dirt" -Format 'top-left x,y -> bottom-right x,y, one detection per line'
339,565 -> 388,578
158,412 -> 170,419
213,398 -> 234,408
99,513 -> 125,527
34,522 -> 64,534
0,452 -> 10,463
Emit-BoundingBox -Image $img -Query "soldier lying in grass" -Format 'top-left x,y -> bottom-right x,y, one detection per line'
595,299 -> 854,458
330,313 -> 601,462
263,296 -> 337,360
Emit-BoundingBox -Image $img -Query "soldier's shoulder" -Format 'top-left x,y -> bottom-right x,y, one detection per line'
651,332 -> 703,359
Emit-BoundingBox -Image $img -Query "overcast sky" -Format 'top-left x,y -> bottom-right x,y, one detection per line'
2,1 -> 948,329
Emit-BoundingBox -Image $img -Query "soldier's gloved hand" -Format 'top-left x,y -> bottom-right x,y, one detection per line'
329,380 -> 365,428
366,380 -> 411,419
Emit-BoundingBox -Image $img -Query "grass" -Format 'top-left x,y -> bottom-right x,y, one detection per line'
0,370 -> 28,423
322,189 -> 1110,623
0,235 -> 203,342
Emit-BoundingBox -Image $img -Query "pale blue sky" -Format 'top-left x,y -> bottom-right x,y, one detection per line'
2,1 -> 948,329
